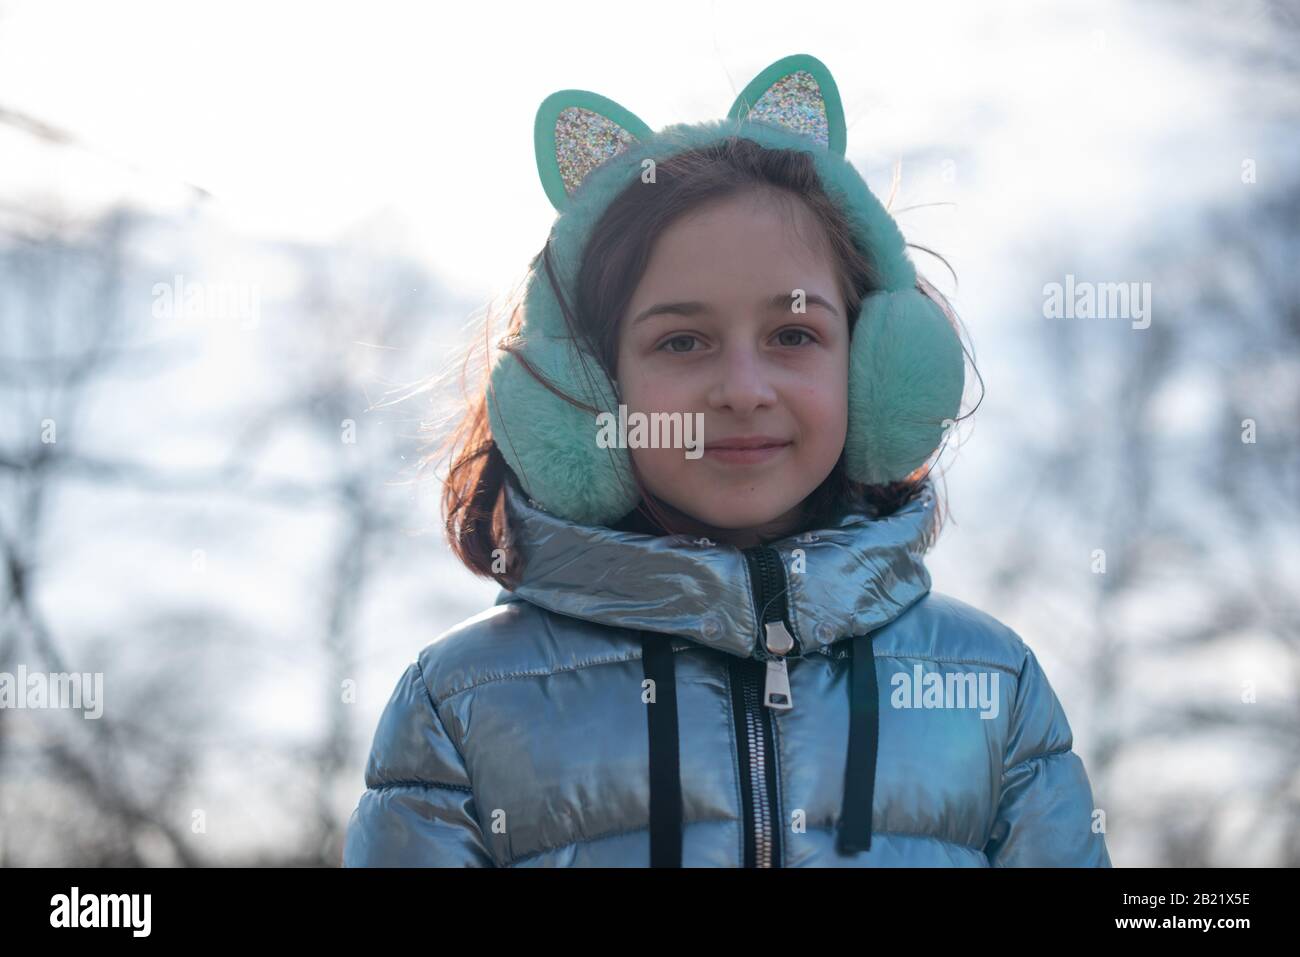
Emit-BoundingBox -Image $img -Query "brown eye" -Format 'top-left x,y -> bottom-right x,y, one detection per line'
776,329 -> 814,347
659,335 -> 700,353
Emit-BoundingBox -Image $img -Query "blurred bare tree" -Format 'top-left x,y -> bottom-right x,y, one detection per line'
0,145 -> 455,864
968,0 -> 1300,866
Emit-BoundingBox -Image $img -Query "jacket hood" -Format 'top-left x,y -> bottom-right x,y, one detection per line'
494,472 -> 939,660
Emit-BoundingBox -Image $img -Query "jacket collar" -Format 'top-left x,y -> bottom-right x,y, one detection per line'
494,473 -> 938,660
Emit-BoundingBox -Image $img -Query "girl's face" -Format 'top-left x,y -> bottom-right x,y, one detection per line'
614,187 -> 850,547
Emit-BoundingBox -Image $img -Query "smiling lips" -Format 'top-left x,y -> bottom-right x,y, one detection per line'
704,435 -> 792,465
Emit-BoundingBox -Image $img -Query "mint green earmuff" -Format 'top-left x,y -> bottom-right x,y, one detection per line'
486,53 -> 964,526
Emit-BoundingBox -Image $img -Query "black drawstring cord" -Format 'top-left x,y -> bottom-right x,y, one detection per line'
642,629 -> 875,862
837,632 -> 879,854
641,632 -> 683,867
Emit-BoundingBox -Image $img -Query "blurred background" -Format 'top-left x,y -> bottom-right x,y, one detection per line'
0,0 -> 1296,866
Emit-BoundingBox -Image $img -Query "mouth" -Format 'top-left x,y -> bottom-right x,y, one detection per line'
703,439 -> 792,465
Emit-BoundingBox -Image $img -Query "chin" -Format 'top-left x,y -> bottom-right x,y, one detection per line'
686,499 -> 793,532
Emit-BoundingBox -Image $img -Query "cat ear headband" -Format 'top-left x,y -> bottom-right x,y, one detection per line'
486,53 -> 964,525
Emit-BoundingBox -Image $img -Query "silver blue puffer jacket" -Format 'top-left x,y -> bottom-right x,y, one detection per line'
343,476 -> 1111,867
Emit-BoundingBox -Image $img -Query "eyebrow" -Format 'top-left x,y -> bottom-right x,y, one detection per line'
630,291 -> 840,326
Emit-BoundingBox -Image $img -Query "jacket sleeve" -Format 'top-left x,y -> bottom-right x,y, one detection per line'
983,645 -> 1112,867
342,658 -> 495,867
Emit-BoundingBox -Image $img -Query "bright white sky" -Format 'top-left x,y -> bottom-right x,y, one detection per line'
0,0 -> 1276,298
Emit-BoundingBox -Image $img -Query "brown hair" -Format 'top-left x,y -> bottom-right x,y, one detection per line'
420,135 -> 980,589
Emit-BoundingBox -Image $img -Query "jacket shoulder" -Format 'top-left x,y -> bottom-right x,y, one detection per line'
879,590 -> 1079,764
871,590 -> 1031,675
413,595 -> 641,704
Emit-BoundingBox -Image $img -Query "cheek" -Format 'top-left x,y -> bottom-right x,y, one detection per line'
628,445 -> 693,509
792,372 -> 848,429
620,363 -> 691,414
820,349 -> 850,429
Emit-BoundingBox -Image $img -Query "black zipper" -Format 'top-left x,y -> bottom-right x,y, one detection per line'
747,546 -> 791,636
727,545 -> 798,868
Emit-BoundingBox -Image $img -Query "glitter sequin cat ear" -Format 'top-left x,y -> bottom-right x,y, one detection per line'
727,53 -> 847,157
534,90 -> 654,212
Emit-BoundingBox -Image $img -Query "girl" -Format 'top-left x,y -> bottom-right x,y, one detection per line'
342,54 -> 1112,867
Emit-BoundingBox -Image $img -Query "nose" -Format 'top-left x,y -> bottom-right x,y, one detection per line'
707,342 -> 778,417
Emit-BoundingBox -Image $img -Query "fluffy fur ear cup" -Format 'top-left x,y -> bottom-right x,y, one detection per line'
486,337 -> 640,525
844,289 -> 965,484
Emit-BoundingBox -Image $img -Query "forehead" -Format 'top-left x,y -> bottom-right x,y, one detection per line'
636,188 -> 839,293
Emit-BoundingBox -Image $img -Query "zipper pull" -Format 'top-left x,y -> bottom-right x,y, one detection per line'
764,620 -> 795,655
764,657 -> 793,711
762,620 -> 796,711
